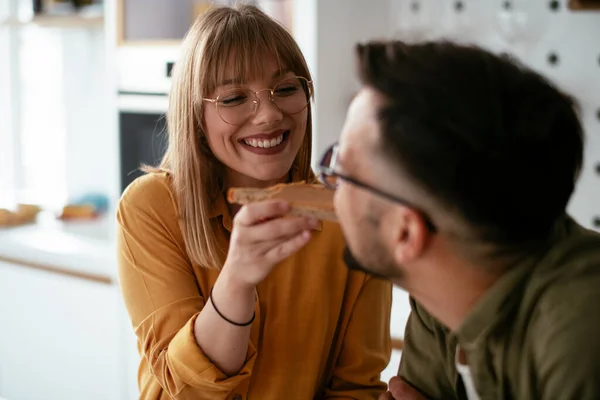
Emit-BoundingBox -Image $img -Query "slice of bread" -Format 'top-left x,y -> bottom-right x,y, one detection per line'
227,181 -> 337,222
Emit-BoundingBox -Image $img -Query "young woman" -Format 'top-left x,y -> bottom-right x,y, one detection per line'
116,5 -> 392,399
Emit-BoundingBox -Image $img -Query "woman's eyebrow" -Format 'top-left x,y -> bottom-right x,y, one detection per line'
272,68 -> 291,80
217,68 -> 292,88
217,78 -> 242,87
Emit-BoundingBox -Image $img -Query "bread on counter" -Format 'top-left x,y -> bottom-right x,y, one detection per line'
0,204 -> 42,227
58,204 -> 97,220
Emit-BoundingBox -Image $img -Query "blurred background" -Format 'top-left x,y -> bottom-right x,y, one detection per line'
0,0 -> 598,399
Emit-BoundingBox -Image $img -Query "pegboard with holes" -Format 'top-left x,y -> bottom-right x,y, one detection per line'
389,0 -> 600,232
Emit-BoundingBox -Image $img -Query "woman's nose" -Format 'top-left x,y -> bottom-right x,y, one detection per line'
251,89 -> 283,125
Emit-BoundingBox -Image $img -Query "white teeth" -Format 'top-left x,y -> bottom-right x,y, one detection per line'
243,133 -> 285,148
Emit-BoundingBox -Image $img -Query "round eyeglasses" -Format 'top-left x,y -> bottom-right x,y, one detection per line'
203,76 -> 313,125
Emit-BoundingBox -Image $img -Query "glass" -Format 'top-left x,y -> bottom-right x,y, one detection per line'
203,76 -> 312,125
318,142 -> 437,232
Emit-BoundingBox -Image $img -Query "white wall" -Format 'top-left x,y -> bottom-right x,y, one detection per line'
294,0 -> 392,167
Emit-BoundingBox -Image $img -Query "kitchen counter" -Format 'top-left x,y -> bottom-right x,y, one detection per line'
0,214 -> 141,400
0,212 -> 117,284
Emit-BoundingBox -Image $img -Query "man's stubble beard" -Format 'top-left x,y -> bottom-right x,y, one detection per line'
342,212 -> 402,282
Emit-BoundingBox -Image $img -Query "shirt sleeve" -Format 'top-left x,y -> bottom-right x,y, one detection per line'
116,178 -> 257,399
398,297 -> 462,400
324,275 -> 393,399
534,277 -> 600,400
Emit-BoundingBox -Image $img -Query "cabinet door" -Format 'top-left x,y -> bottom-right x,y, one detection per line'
0,261 -> 122,400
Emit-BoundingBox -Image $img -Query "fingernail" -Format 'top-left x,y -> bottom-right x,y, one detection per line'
308,218 -> 319,228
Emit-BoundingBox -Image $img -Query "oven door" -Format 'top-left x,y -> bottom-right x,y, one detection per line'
118,94 -> 169,192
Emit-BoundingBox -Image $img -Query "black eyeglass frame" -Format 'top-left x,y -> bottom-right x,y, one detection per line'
318,142 -> 437,233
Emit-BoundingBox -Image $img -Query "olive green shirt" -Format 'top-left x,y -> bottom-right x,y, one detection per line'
399,216 -> 600,400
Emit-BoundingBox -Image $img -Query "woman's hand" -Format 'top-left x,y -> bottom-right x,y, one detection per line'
221,199 -> 318,289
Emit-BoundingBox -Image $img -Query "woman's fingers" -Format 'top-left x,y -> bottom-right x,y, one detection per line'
234,200 -> 290,226
264,229 -> 312,263
233,199 -> 318,244
227,199 -> 319,272
248,215 -> 318,242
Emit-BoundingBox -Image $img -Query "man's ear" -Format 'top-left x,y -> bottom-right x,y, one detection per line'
392,208 -> 430,265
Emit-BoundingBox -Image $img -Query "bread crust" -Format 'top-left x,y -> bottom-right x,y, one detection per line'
227,182 -> 337,222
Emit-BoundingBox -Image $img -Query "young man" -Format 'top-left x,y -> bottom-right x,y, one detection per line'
319,40 -> 600,399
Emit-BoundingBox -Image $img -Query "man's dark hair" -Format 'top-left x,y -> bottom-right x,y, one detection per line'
356,40 -> 584,245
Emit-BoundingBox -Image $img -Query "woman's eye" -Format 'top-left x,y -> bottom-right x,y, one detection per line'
274,85 -> 299,96
220,94 -> 248,106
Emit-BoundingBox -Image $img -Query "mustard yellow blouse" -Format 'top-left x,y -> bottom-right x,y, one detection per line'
116,172 -> 392,400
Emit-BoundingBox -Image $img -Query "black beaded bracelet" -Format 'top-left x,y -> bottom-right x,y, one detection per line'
209,287 -> 255,327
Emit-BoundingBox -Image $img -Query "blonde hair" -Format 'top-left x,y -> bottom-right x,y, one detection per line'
148,4 -> 314,269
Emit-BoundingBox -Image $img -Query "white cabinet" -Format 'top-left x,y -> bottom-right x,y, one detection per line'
0,261 -> 126,400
